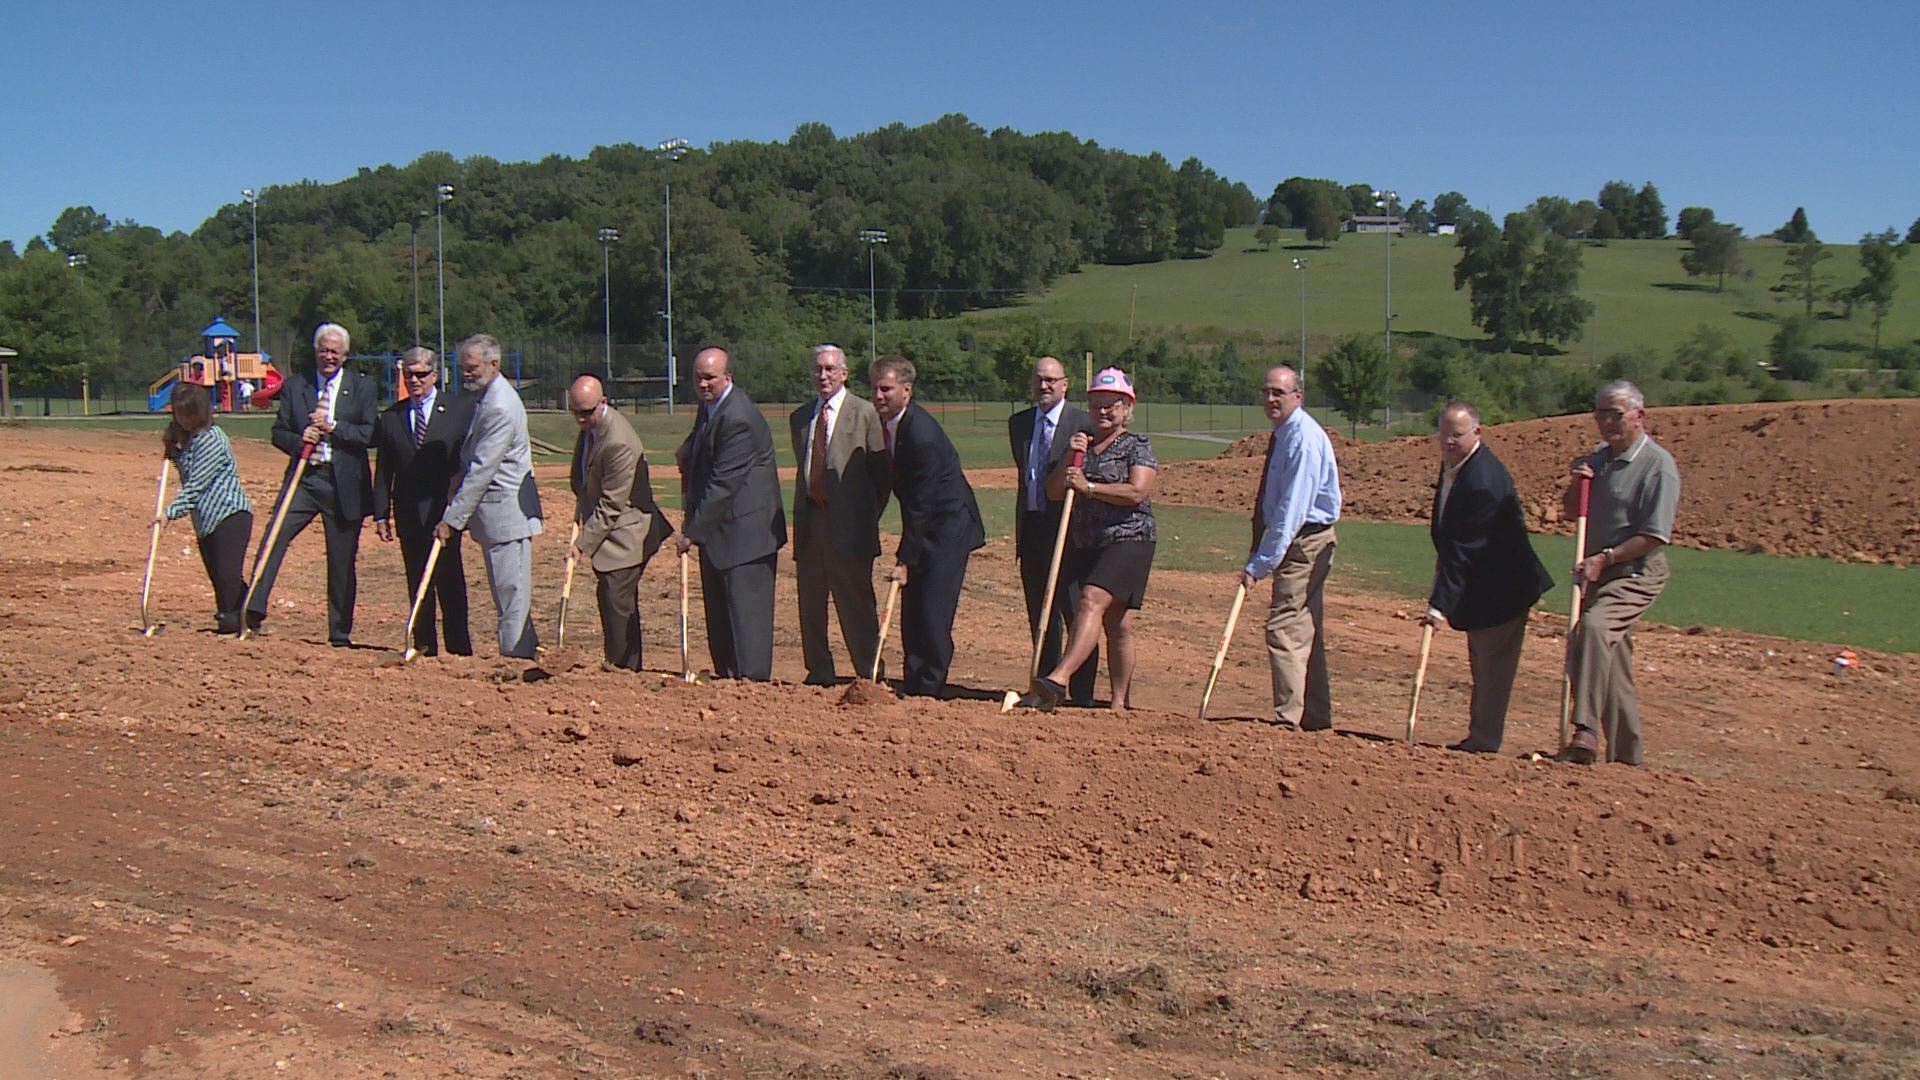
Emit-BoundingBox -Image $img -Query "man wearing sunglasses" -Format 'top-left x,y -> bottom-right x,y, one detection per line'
372,348 -> 476,656
568,373 -> 672,671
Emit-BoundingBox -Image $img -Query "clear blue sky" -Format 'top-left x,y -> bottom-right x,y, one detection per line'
3,0 -> 1913,248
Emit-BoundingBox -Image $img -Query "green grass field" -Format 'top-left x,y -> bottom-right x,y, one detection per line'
961,226 -> 1920,362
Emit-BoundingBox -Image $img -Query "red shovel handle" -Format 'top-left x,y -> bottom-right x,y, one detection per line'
1577,473 -> 1590,517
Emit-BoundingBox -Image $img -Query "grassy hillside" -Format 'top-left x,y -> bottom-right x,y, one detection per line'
963,227 -> 1920,361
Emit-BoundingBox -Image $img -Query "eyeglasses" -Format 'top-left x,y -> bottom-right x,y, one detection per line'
1035,376 -> 1067,385
570,405 -> 599,418
403,370 -> 435,380
1593,408 -> 1628,423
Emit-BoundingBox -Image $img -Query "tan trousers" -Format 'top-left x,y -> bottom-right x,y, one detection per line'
1264,526 -> 1336,728
1568,556 -> 1669,765
1461,610 -> 1529,751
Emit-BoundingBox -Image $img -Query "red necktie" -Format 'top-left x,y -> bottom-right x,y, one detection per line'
809,400 -> 830,506
1250,432 -> 1277,549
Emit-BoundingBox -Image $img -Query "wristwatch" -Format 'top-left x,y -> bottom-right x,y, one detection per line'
1600,547 -> 1615,566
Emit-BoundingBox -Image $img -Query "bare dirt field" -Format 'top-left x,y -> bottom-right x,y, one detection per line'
2,421 -> 1917,1078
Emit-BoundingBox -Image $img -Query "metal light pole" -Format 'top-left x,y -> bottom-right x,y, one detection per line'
406,209 -> 427,347
656,138 -> 688,414
1291,257 -> 1308,388
242,189 -> 261,358
435,183 -> 454,381
597,227 -> 619,381
859,228 -> 889,362
1372,189 -> 1398,359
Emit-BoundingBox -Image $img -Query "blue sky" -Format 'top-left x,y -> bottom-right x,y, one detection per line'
3,0 -> 1914,247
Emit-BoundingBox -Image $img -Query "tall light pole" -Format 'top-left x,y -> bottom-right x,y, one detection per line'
656,138 -> 688,414
1291,256 -> 1308,389
859,228 -> 888,362
242,189 -> 261,358
406,208 -> 428,347
1372,188 -> 1398,359
435,183 -> 454,381
597,227 -> 620,381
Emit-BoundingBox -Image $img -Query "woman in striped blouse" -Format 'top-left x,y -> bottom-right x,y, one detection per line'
161,382 -> 254,634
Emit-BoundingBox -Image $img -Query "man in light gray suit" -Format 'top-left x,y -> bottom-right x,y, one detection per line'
436,334 -> 544,659
788,344 -> 890,684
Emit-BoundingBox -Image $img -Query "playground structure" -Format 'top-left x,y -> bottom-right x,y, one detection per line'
148,317 -> 279,412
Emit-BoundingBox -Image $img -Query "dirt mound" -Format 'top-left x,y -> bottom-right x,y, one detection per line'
1158,399 -> 1920,565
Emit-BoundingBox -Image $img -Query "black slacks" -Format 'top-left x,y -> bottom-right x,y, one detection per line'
698,550 -> 776,681
900,548 -> 970,697
197,511 -> 253,632
398,524 -> 471,656
246,468 -> 361,644
1018,512 -> 1098,702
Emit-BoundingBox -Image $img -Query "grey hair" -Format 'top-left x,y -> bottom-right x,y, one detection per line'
812,344 -> 847,369
1596,380 -> 1644,410
400,346 -> 436,368
313,322 -> 350,351
458,333 -> 502,365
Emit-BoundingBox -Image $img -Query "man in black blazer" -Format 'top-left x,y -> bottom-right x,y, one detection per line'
675,347 -> 786,680
873,355 -> 985,698
1010,355 -> 1098,704
371,347 -> 475,656
1424,401 -> 1554,753
245,322 -> 379,644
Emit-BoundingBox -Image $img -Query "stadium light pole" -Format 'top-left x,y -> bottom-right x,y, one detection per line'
1291,256 -> 1308,390
598,227 -> 620,381
859,228 -> 889,363
242,189 -> 262,359
1372,189 -> 1398,359
435,183 -> 454,381
405,209 -> 428,347
66,253 -> 88,268
656,138 -> 689,414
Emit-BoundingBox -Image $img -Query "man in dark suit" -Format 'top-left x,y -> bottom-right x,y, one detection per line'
1423,401 -> 1555,753
244,322 -> 378,644
568,373 -> 672,671
789,344 -> 890,684
372,347 -> 474,656
675,347 -> 786,681
872,355 -> 985,698
1010,355 -> 1097,704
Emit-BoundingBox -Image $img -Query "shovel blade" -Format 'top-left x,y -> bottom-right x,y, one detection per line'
999,689 -> 1021,714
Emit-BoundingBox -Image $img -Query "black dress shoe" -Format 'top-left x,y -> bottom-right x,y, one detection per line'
1447,740 -> 1498,754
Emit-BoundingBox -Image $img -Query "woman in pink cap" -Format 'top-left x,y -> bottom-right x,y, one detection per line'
1024,366 -> 1158,712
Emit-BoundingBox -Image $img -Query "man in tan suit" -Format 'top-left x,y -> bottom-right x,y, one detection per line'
568,374 -> 672,670
789,344 -> 891,683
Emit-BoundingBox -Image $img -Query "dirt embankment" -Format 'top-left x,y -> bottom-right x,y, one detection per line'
1156,399 -> 1920,565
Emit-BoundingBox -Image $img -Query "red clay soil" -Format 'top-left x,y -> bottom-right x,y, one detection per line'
1157,399 -> 1920,565
2,423 -> 1918,1078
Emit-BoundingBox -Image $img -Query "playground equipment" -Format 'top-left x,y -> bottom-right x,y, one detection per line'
149,318 -> 278,412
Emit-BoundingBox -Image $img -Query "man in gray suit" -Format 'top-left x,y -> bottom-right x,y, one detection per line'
789,344 -> 890,684
675,347 -> 786,680
436,334 -> 544,659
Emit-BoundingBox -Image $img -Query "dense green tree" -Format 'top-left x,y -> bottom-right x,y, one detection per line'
1527,234 -> 1595,344
1597,181 -> 1637,235
1454,213 -> 1590,349
1768,314 -> 1822,380
47,206 -> 112,252
1266,178 -> 1345,234
1675,206 -> 1716,240
1632,182 -> 1668,239
1774,235 -> 1831,317
1253,225 -> 1280,251
1172,157 -> 1228,257
1303,188 -> 1343,247
1774,206 -> 1812,243
0,250 -> 121,388
1319,333 -> 1388,437
1401,199 -> 1431,233
1430,191 -> 1471,226
1591,209 -> 1621,241
1527,195 -> 1573,237
1907,217 -> 1920,245
1851,229 -> 1905,360
1344,183 -> 1378,216
1567,199 -> 1600,238
1680,221 -> 1746,291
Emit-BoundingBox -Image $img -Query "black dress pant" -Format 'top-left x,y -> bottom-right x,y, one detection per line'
698,550 -> 776,681
398,524 -> 471,656
198,511 -> 253,632
246,469 -> 361,643
900,547 -> 971,697
595,561 -> 645,670
1018,511 -> 1098,703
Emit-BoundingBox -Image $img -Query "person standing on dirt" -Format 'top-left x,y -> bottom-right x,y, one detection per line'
568,373 -> 672,672
1238,365 -> 1342,731
1023,368 -> 1157,713
871,354 -> 985,698
160,382 -> 253,634
1010,356 -> 1098,705
674,347 -> 786,681
435,334 -> 544,660
372,347 -> 475,658
1422,401 -> 1554,753
788,344 -> 889,685
245,322 -> 377,643
1559,380 -> 1679,766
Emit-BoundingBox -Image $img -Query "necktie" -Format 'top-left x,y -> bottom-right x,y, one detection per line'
1029,415 -> 1051,511
884,423 -> 894,464
1250,431 -> 1278,549
413,402 -> 428,448
809,399 -> 830,506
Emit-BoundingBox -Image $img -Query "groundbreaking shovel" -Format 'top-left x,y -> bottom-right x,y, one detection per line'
379,536 -> 444,667
238,442 -> 314,641
140,454 -> 170,637
1002,449 -> 1084,714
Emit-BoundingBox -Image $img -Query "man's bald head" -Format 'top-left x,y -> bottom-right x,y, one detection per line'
569,374 -> 606,429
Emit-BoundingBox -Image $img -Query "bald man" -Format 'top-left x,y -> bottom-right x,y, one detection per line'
568,374 -> 672,670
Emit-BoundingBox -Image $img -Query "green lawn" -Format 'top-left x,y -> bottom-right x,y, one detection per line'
961,226 -> 1920,361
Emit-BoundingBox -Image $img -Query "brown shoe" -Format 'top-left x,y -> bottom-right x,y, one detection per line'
1555,727 -> 1599,765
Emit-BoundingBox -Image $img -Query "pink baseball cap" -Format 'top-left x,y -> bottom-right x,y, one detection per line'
1089,367 -> 1136,400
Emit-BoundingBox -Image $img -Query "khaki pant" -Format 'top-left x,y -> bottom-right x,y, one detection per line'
1264,527 -> 1336,728
1460,610 -> 1529,751
1568,556 -> 1669,765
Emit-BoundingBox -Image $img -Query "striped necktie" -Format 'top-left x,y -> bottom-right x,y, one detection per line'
413,402 -> 429,447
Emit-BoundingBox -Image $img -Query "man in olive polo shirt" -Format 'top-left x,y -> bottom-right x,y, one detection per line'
1559,379 -> 1681,766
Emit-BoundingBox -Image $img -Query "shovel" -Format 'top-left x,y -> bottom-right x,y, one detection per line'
557,521 -> 581,647
678,548 -> 702,684
140,454 -> 170,636
1002,449 -> 1083,714
1558,475 -> 1591,751
1406,620 -> 1435,742
379,536 -> 444,666
871,575 -> 901,682
1197,582 -> 1249,720
238,442 -> 314,641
